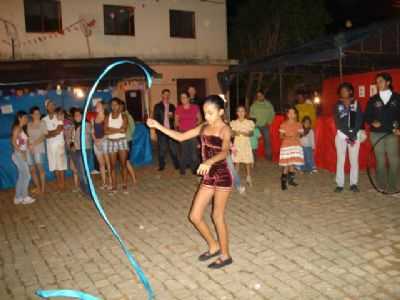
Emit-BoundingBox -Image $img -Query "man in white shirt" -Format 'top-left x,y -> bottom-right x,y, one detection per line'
43,100 -> 67,190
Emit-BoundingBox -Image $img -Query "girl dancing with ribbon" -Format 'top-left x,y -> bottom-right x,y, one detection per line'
147,95 -> 234,269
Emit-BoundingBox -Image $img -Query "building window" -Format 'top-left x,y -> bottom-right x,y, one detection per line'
24,0 -> 62,33
170,10 -> 195,39
104,5 -> 135,36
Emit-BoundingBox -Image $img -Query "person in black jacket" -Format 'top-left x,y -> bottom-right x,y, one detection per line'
152,89 -> 179,171
334,83 -> 364,193
364,72 -> 400,192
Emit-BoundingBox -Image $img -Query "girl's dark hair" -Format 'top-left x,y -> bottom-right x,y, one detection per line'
180,91 -> 190,98
337,82 -> 354,96
30,106 -> 40,114
376,72 -> 393,90
204,94 -> 225,110
55,107 -> 65,114
111,97 -> 122,105
283,105 -> 299,120
13,111 -> 28,134
302,116 -> 312,124
162,89 -> 171,94
236,105 -> 247,111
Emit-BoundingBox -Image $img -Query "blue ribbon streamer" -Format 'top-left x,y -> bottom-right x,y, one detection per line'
36,60 -> 154,300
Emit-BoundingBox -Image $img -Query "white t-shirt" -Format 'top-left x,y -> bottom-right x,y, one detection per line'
379,90 -> 392,105
43,115 -> 64,146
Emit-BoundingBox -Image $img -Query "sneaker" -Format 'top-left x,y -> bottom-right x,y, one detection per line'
14,197 -> 23,205
311,169 -> 318,173
91,170 -> 100,175
238,186 -> 246,194
334,186 -> 344,193
22,196 -> 36,204
350,185 -> 360,193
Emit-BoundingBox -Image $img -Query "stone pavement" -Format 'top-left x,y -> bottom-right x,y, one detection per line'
1,161 -> 400,300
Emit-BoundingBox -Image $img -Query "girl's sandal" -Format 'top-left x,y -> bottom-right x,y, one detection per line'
198,249 -> 221,262
122,185 -> 129,195
208,257 -> 233,269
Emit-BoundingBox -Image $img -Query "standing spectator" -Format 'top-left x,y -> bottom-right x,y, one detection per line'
300,116 -> 316,173
11,111 -> 35,204
365,72 -> 400,192
188,86 -> 203,117
27,106 -> 47,194
279,106 -> 304,190
230,106 -> 255,186
91,101 -> 111,189
250,90 -> 275,160
42,100 -> 67,191
121,102 -> 137,185
70,108 -> 92,195
295,91 -> 317,128
334,83 -> 363,193
175,92 -> 202,175
105,98 -> 129,194
152,89 -> 179,171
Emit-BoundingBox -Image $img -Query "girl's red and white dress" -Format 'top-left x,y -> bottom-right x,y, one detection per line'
279,121 -> 304,167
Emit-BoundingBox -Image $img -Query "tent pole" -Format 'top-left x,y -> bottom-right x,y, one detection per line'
279,69 -> 283,113
339,47 -> 343,83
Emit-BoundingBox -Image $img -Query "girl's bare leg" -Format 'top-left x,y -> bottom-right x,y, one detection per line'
212,190 -> 231,258
96,152 -> 107,186
109,153 -> 118,190
69,159 -> 79,189
104,154 -> 112,187
37,164 -> 46,193
189,187 -> 219,253
118,150 -> 128,190
30,165 -> 40,192
126,161 -> 137,185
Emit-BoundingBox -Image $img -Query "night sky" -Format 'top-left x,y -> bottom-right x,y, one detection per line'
228,0 -> 397,33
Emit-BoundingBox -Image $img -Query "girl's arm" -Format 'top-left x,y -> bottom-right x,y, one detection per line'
91,119 -> 97,141
279,129 -> 285,139
147,118 -> 202,142
175,114 -> 180,130
11,127 -> 20,151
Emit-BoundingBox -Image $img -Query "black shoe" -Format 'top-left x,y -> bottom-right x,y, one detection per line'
334,186 -> 344,193
208,257 -> 233,269
158,166 -> 165,171
281,174 -> 288,190
288,172 -> 298,187
350,185 -> 360,192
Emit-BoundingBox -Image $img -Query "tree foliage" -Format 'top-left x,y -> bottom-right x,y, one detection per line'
229,0 -> 331,60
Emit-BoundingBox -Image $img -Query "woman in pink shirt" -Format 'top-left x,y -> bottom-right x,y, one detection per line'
175,92 -> 202,175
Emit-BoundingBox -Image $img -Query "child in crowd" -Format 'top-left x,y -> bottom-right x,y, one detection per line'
300,116 -> 316,173
230,106 -> 255,186
279,106 -> 304,190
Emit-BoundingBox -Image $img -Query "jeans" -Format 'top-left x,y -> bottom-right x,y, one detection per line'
301,147 -> 315,172
179,138 -> 199,173
370,132 -> 399,191
71,150 -> 90,195
12,152 -> 31,199
259,126 -> 272,160
335,133 -> 360,187
157,132 -> 179,169
226,155 -> 241,189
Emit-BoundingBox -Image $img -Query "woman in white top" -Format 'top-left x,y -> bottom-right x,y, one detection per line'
104,98 -> 129,194
11,111 -> 35,205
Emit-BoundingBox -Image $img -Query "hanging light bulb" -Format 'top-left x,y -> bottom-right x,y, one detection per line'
73,87 -> 85,99
56,84 -> 62,95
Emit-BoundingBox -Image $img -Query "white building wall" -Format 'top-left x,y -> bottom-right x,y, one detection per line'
0,0 -> 227,61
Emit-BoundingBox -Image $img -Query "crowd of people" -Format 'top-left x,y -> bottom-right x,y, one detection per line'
10,97 -> 137,205
9,72 -> 400,268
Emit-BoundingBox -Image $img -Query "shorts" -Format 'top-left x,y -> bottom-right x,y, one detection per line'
94,138 -> 108,156
27,152 -> 44,166
201,163 -> 233,191
107,138 -> 128,153
47,142 -> 68,171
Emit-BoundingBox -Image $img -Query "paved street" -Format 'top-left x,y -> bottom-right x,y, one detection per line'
1,161 -> 400,300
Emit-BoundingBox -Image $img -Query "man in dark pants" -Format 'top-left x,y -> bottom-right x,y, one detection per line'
153,89 -> 179,171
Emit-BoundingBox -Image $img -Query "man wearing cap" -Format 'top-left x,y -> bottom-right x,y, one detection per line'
43,99 -> 67,190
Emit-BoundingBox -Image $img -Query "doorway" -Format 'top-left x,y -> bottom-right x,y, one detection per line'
176,78 -> 206,103
125,90 -> 143,122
